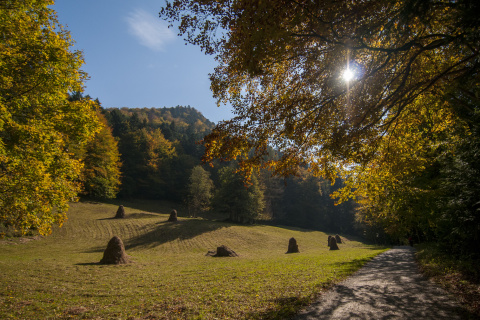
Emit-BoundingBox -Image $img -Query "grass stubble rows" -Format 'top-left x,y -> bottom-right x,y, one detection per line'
0,201 -> 387,319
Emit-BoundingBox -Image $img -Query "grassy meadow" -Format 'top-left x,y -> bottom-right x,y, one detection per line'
0,200 -> 388,319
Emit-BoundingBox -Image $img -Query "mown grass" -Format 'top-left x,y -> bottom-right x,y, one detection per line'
0,201 -> 387,319
415,243 -> 480,318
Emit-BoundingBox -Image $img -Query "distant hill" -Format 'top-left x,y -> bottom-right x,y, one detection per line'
100,105 -> 216,200
104,105 -> 215,135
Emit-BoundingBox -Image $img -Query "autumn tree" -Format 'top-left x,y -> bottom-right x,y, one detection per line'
81,109 -> 122,199
0,0 -> 100,236
187,165 -> 214,217
119,128 -> 176,198
161,0 -> 478,174
161,0 -> 480,253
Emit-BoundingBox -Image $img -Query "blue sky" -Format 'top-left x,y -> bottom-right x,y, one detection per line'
53,0 -> 232,123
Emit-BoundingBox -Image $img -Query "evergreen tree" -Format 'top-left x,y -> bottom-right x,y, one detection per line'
118,128 -> 175,198
213,166 -> 264,224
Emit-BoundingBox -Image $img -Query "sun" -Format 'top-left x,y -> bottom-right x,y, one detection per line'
343,68 -> 354,82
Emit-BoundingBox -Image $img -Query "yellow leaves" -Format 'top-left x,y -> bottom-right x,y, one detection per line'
0,0 -> 100,235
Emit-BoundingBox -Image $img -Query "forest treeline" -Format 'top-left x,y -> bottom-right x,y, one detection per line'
82,101 -> 358,235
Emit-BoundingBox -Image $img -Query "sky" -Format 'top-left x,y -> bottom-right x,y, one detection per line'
52,0 -> 232,123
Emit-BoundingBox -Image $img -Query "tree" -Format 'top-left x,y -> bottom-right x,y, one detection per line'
187,165 -> 214,217
213,165 -> 264,224
161,0 -> 479,176
103,106 -> 215,200
161,1 -> 480,251
118,128 -> 176,198
81,109 -> 122,199
274,168 -> 356,233
0,0 -> 100,236
435,82 -> 480,257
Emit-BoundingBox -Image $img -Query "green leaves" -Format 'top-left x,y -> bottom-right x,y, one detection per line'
187,165 -> 214,217
213,165 -> 265,223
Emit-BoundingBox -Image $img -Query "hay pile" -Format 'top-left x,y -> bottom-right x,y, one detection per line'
100,236 -> 129,264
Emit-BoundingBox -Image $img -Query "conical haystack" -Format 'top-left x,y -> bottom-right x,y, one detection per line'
286,237 -> 300,253
329,237 -> 340,250
100,236 -> 129,264
168,209 -> 178,222
335,234 -> 342,244
213,245 -> 238,257
115,205 -> 125,219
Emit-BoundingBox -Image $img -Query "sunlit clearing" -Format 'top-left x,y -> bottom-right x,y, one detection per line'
343,68 -> 354,82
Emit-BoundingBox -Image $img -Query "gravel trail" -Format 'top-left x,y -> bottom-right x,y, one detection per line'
295,246 -> 465,319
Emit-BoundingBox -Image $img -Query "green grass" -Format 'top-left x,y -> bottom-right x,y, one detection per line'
0,201 -> 387,319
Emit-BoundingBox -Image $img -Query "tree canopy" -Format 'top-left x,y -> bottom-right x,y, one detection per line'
80,108 -> 122,199
161,0 -> 480,254
0,0 -> 100,235
161,0 -> 478,176
187,165 -> 214,217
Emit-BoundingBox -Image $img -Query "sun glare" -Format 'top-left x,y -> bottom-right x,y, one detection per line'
343,68 -> 354,82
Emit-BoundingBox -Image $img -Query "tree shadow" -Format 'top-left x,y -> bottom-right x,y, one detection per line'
124,219 -> 228,250
245,257 -> 385,320
295,247 -> 472,319
97,212 -> 161,221
84,219 -> 229,253
84,198 -> 184,215
246,296 -> 311,320
75,262 -> 101,266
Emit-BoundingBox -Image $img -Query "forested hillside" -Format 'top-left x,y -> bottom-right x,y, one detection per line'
101,106 -> 214,201
78,105 -> 357,235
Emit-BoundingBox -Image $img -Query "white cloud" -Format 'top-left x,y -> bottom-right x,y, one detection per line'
126,8 -> 174,51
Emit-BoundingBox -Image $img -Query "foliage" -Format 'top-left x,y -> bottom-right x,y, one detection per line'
103,106 -> 214,200
119,127 -> 176,198
213,165 -> 265,223
0,0 -> 99,235
435,87 -> 480,258
80,109 -> 122,199
275,169 -> 356,234
333,96 -> 458,241
161,0 -> 480,253
416,243 -> 480,317
187,165 -> 214,217
100,106 -> 356,232
162,0 -> 479,176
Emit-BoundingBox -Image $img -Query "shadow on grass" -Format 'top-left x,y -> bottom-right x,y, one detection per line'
246,256 -> 389,320
84,218 -> 229,253
83,198 -> 184,215
97,212 -> 161,221
124,219 -> 228,250
75,262 -> 100,266
247,296 -> 312,320
331,256 -> 377,274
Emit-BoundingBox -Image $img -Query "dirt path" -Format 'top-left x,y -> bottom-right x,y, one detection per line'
295,246 -> 465,319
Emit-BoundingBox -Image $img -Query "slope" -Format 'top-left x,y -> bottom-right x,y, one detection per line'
0,201 -> 387,319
